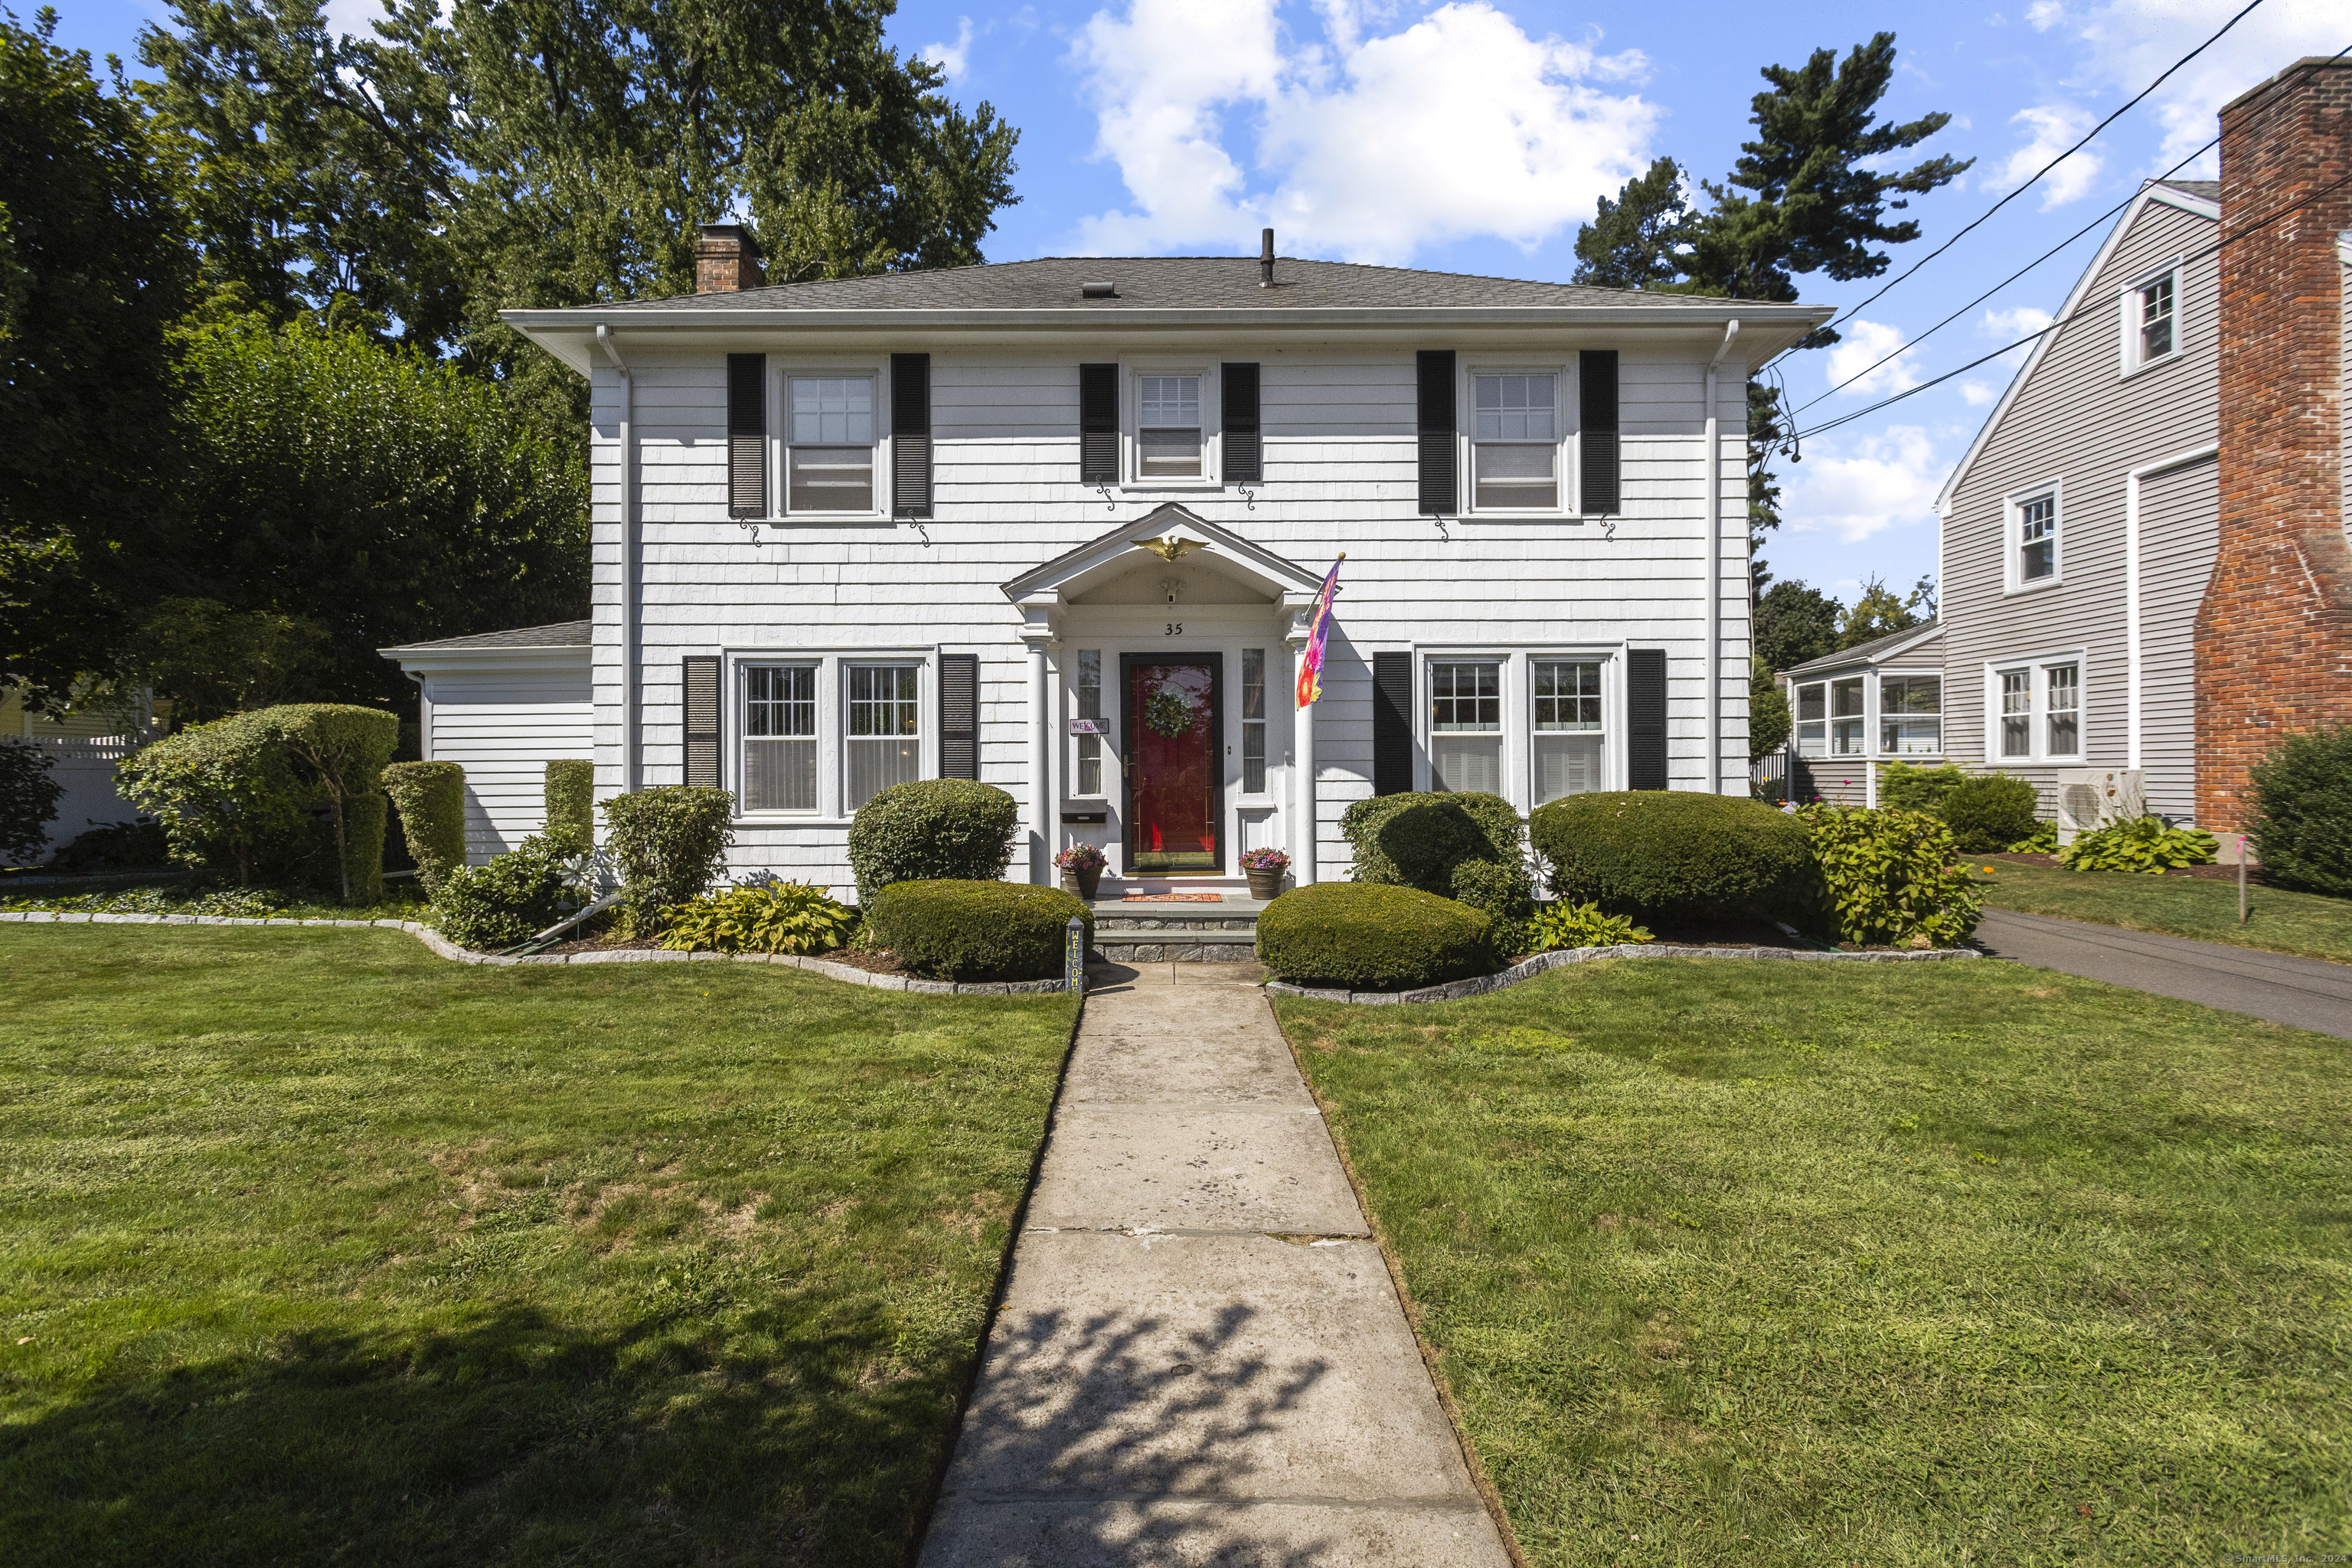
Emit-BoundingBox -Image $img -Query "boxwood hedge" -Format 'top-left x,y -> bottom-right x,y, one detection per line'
1530,790 -> 1810,926
848,779 -> 1019,905
1256,883 -> 1497,991
867,878 -> 1089,982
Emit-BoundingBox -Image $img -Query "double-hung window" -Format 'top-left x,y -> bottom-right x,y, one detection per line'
1830,678 -> 1867,755
2047,663 -> 2080,756
1994,659 -> 2084,762
1074,649 -> 1104,795
1532,659 -> 1603,802
743,665 -> 818,812
1472,374 -> 1560,510
1795,682 -> 1827,756
1429,662 -> 1502,793
1880,675 -> 1942,754
846,664 -> 920,808
1137,375 -> 1203,479
1241,648 -> 1267,794
788,375 -> 876,513
1999,669 -> 2033,758
2124,268 -> 2179,371
2014,491 -> 2059,585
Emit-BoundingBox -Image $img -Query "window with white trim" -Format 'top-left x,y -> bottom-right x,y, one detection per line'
1993,659 -> 2084,762
743,665 -> 818,812
1831,677 -> 1867,755
2014,491 -> 2059,585
787,375 -> 876,513
1075,648 -> 1104,796
1429,661 -> 1502,794
2123,267 -> 2179,372
1880,675 -> 1942,754
2047,662 -> 2080,757
1532,659 -> 1603,802
1241,648 -> 1267,795
1471,373 -> 1560,510
1999,668 -> 2032,758
1795,681 -> 1826,757
1137,374 -> 1203,479
846,664 -> 920,808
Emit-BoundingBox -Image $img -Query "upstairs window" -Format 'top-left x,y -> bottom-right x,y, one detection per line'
2013,490 -> 2060,586
1138,375 -> 1202,479
1533,658 -> 1603,802
1472,374 -> 1559,510
1429,661 -> 1502,794
2124,266 -> 2180,372
789,376 -> 875,513
1880,675 -> 1942,754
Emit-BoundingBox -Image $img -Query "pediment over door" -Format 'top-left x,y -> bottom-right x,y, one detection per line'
1001,505 -> 1327,629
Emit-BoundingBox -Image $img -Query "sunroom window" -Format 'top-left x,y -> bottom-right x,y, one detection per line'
1795,682 -> 1826,756
788,376 -> 875,512
1472,374 -> 1559,509
1831,678 -> 1866,755
1880,675 -> 1942,755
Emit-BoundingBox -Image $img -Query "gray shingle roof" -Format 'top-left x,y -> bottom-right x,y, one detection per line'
2155,178 -> 2220,201
574,256 -> 1743,314
382,620 -> 590,653
1780,619 -> 1940,678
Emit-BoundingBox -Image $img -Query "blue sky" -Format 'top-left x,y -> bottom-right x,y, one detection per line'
43,0 -> 2344,606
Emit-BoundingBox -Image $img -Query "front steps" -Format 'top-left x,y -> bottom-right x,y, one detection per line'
1089,899 -> 1264,964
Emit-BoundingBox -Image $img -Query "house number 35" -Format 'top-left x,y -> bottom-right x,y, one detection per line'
1164,622 -> 1184,636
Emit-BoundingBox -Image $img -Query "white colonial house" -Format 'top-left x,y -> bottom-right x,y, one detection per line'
387,228 -> 1830,897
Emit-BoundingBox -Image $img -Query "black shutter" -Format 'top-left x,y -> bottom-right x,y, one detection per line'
891,352 -> 931,518
1579,349 -> 1620,515
1627,647 -> 1668,790
1416,350 -> 1456,514
1373,650 -> 1413,795
727,354 -> 766,518
683,655 -> 721,788
1079,364 -> 1119,483
1222,361 -> 1261,482
939,653 -> 978,780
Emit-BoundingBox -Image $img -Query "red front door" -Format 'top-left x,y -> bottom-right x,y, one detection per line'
1124,658 -> 1221,874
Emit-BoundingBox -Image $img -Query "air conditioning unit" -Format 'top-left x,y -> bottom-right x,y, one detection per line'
2054,768 -> 2143,841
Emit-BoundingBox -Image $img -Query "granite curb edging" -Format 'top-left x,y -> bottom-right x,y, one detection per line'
0,910 -> 1073,995
1263,939 -> 1982,1005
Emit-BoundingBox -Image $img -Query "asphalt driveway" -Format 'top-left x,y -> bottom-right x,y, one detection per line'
1974,908 -> 2352,1039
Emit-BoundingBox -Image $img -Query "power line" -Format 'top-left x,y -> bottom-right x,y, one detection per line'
1790,161 -> 2352,443
1764,0 -> 2269,370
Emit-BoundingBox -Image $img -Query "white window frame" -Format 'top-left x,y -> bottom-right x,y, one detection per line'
1462,361 -> 1575,517
1529,655 -> 1609,805
1240,647 -> 1271,799
1792,678 -> 1828,758
725,648 -> 935,822
1410,646 -> 1626,808
2003,480 -> 2064,594
774,361 -> 891,521
2118,259 -> 2184,377
843,660 -> 926,813
1070,647 -> 1107,799
1120,363 -> 1220,490
1877,668 -> 1944,757
1983,652 -> 2088,765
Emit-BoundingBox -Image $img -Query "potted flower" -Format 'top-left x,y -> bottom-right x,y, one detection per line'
1054,843 -> 1108,901
1239,847 -> 1289,901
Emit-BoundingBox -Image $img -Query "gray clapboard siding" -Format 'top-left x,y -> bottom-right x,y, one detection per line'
2137,454 -> 2217,818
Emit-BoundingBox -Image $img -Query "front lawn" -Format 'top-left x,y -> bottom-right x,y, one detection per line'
1973,858 -> 2352,965
1279,958 -> 2350,1565
0,926 -> 1075,1566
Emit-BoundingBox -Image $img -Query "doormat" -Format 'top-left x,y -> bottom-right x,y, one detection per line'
1121,893 -> 1225,903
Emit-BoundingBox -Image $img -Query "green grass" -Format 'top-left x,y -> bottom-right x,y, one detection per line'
1277,959 -> 2352,1566
0,874 -> 439,925
0,926 -> 1076,1566
1973,859 -> 2352,965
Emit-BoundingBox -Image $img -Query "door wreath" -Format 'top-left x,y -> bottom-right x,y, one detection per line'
1144,687 -> 1195,738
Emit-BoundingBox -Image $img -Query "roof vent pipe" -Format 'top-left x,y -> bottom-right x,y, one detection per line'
1260,227 -> 1275,286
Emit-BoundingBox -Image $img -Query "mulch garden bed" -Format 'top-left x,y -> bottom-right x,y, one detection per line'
1978,851 -> 2271,884
534,932 -> 932,978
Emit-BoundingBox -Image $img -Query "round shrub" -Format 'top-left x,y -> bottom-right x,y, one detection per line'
433,835 -> 580,951
601,786 -> 736,936
1340,791 -> 1524,891
1529,791 -> 1811,926
1256,883 -> 1496,991
848,779 -> 1018,903
382,761 -> 467,897
1793,805 -> 1982,948
1939,773 -> 2041,854
2248,724 -> 2352,895
867,878 -> 1089,982
116,710 -> 313,884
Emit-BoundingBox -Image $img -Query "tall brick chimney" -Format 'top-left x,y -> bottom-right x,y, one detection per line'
694,224 -> 765,292
2197,57 -> 2352,831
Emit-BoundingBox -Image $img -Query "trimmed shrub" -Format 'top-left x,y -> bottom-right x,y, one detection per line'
252,704 -> 400,903
1527,900 -> 1655,952
2060,815 -> 2220,874
382,761 -> 467,897
2247,724 -> 2352,895
601,786 -> 736,936
867,878 -> 1089,981
116,711 -> 312,884
1794,805 -> 1982,947
1256,883 -> 1496,990
1530,791 -> 1811,926
658,881 -> 857,955
0,740 -> 64,866
1879,760 -> 1968,815
1940,773 -> 2041,854
1340,791 -> 1524,892
848,779 -> 1019,903
544,759 -> 594,854
43,818 -> 171,874
433,835 -> 581,951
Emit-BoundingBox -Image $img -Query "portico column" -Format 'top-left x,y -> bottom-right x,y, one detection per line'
1287,624 -> 1316,887
1024,631 -> 1052,886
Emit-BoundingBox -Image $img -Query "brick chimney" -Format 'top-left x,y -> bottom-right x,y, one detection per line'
694,224 -> 766,292
2197,57 -> 2352,832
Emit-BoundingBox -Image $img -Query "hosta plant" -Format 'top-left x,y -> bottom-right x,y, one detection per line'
657,882 -> 858,956
2059,815 -> 2219,874
1526,900 -> 1654,952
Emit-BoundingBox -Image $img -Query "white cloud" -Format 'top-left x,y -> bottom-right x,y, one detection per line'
923,18 -> 975,80
1981,304 -> 2055,367
1068,0 -> 1658,261
1824,319 -> 1923,398
1962,380 -> 2001,406
1995,104 -> 2105,208
1783,426 -> 1950,544
2027,1 -> 2066,30
2061,0 -> 2344,170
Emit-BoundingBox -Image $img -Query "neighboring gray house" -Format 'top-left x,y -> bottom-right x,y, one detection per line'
1777,620 -> 1945,806
1929,177 -> 2220,831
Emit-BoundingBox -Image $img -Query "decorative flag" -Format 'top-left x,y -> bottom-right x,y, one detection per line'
1295,554 -> 1344,709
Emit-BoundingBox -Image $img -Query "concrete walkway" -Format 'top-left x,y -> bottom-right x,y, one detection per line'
1975,908 -> 2352,1039
920,962 -> 1512,1567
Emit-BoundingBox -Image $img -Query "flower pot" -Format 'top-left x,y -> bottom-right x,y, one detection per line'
1060,865 -> 1103,901
1245,867 -> 1284,901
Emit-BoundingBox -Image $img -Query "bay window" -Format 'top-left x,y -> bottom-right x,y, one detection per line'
1472,373 -> 1560,510
1533,659 -> 1603,802
788,375 -> 876,513
1429,661 -> 1502,794
1880,675 -> 1941,754
846,664 -> 920,808
743,665 -> 818,812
